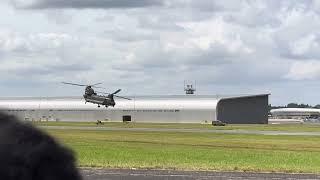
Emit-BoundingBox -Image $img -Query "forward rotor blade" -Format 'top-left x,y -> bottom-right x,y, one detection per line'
61,82 -> 87,87
92,83 -> 103,86
112,89 -> 121,95
114,95 -> 131,100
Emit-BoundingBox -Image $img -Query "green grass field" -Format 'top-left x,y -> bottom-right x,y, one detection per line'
44,127 -> 320,173
33,121 -> 320,132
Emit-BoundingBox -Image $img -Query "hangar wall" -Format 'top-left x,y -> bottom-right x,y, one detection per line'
0,94 -> 269,124
4,109 -> 215,124
217,95 -> 269,124
106,109 -> 215,124
5,109 -> 108,122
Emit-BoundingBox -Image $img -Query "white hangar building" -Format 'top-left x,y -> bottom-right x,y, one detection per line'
0,94 -> 269,124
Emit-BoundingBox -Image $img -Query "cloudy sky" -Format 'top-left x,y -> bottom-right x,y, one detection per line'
1,0 -> 320,105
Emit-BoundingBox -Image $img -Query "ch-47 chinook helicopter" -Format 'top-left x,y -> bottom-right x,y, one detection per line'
62,82 -> 131,108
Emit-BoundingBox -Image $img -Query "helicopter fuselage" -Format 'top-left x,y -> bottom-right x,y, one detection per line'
83,94 -> 115,108
61,82 -> 129,108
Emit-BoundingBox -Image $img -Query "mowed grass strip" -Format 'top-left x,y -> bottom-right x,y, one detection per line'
34,121 -> 320,132
46,129 -> 320,172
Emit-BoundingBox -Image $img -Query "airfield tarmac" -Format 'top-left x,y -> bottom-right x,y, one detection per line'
81,168 -> 320,180
41,126 -> 320,136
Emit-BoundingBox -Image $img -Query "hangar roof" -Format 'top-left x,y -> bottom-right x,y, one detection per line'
0,94 -> 269,111
271,108 -> 320,114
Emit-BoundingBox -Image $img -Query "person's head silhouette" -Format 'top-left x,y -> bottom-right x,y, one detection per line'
0,112 -> 81,180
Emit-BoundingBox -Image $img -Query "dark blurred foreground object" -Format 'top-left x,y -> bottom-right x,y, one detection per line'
0,112 -> 82,180
212,120 -> 226,126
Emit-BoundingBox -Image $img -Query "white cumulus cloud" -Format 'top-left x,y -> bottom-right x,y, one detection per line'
285,60 -> 320,80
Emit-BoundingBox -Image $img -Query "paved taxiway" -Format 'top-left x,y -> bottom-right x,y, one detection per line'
42,126 -> 320,136
81,169 -> 320,180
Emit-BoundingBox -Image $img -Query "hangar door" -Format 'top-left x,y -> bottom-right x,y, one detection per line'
217,95 -> 268,124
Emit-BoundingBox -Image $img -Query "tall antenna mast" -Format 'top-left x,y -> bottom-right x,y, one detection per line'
184,80 -> 196,95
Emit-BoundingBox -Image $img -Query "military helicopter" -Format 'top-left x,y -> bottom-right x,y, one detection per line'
61,82 -> 131,108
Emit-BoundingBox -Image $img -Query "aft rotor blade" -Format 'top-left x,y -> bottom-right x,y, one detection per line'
114,95 -> 131,100
61,82 -> 87,87
96,91 -> 110,95
112,89 -> 121,95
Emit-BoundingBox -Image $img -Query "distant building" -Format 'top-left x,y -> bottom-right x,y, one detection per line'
270,108 -> 320,120
0,94 -> 269,124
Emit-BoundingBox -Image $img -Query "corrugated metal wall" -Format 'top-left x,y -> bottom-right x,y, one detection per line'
4,109 -> 216,124
105,109 -> 215,123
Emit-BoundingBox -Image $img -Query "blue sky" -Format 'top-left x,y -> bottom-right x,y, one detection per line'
1,0 -> 320,105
